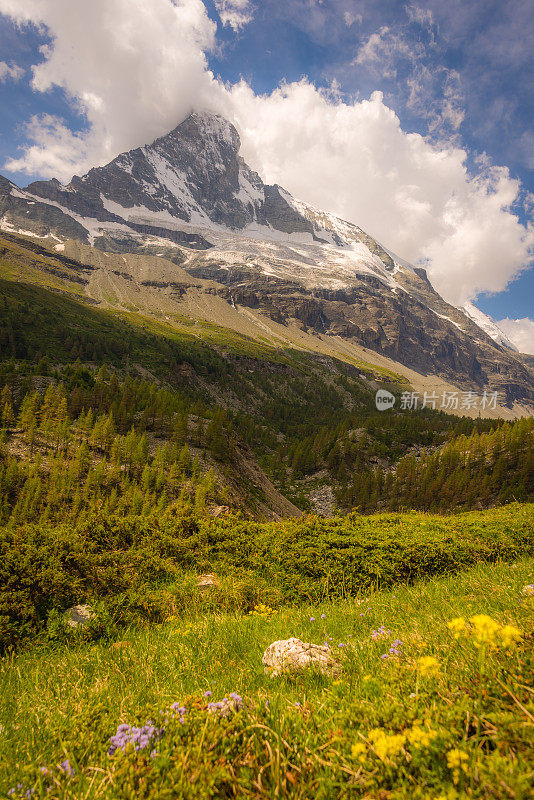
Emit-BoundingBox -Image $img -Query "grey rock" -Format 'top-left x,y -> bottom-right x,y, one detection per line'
66,604 -> 95,628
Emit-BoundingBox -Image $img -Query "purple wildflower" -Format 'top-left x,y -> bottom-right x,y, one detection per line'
310,617 -> 315,622
207,701 -> 226,712
321,614 -> 326,619
204,690 -> 212,698
208,693 -> 243,715
170,703 -> 187,723
381,653 -> 388,660
229,692 -> 244,710
58,760 -> 74,776
108,722 -> 163,756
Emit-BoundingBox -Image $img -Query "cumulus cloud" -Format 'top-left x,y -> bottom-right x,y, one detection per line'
0,0 -> 532,307
1,0 -> 218,180
214,0 -> 254,31
496,318 -> 534,355
354,14 -> 464,140
0,61 -> 24,82
226,80 -> 533,305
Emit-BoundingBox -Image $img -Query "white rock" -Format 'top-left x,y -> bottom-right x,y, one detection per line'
66,604 -> 95,628
196,574 -> 219,591
262,637 -> 336,676
522,584 -> 534,596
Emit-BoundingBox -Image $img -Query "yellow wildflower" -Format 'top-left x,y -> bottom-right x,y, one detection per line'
447,617 -> 466,639
406,724 -> 436,748
250,603 -> 275,618
351,742 -> 367,761
417,655 -> 440,676
368,728 -> 406,760
499,624 -> 522,648
469,614 -> 501,646
446,749 -> 469,785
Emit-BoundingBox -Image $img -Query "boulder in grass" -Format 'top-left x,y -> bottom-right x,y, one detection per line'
262,637 -> 337,677
66,604 -> 95,628
197,574 -> 219,592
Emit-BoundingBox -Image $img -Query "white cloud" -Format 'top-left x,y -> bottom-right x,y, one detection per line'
6,113 -> 92,178
214,0 -> 254,31
0,0 -> 532,307
496,318 -> 534,355
1,0 -> 218,180
407,66 -> 464,135
405,5 -> 434,28
226,80 -> 533,305
0,61 -> 24,82
354,19 -> 464,139
354,26 -> 414,77
343,11 -> 361,27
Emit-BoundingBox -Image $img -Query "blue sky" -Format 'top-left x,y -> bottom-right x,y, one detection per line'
0,0 -> 532,337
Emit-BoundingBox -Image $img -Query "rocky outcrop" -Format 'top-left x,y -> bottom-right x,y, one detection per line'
0,176 -> 89,242
190,262 -> 533,404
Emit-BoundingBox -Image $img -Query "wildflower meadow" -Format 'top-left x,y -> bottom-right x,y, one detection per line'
1,556 -> 532,799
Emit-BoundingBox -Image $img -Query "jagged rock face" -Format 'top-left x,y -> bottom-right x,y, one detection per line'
0,110 -> 531,407
26,113 -> 291,233
188,261 -> 533,404
0,176 -> 89,242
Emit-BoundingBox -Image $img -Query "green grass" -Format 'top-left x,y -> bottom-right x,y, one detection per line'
1,559 -> 532,798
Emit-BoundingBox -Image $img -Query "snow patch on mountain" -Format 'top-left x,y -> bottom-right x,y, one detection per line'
462,301 -> 518,351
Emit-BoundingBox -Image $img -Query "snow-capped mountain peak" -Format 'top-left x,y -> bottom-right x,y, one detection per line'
1,110 -> 532,407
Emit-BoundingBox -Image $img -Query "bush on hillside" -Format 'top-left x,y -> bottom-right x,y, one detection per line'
1,503 -> 533,650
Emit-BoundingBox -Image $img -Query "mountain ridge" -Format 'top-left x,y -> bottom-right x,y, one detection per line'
0,111 -> 532,409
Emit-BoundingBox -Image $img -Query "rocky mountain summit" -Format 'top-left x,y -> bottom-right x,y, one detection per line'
1,111 -> 533,408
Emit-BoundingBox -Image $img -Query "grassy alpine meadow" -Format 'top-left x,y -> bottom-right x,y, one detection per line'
1,558 -> 533,799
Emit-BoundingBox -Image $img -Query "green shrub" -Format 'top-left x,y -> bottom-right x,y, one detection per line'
1,503 -> 533,651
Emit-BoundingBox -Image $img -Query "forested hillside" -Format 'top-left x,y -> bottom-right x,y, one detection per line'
1,274 -> 533,522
